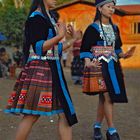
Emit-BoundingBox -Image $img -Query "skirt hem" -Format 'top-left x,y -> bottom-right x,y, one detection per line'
4,109 -> 64,116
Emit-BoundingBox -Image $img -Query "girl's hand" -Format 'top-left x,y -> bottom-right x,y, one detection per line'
91,59 -> 101,67
67,24 -> 78,39
56,22 -> 66,39
85,58 -> 101,68
123,46 -> 136,59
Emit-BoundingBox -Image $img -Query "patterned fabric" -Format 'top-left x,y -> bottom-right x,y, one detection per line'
71,56 -> 84,77
72,41 -> 81,57
71,40 -> 84,78
95,0 -> 116,7
91,46 -> 117,63
28,47 -> 60,62
5,60 -> 63,115
83,66 -> 107,95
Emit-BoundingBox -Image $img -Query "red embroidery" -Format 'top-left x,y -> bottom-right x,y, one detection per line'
38,92 -> 52,108
8,91 -> 16,105
17,90 -> 27,104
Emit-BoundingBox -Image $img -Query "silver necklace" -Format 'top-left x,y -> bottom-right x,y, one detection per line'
99,23 -> 116,47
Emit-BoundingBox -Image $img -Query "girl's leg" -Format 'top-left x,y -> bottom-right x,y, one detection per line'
93,94 -> 105,139
95,93 -> 105,124
103,92 -> 114,128
58,113 -> 72,140
15,115 -> 40,140
104,93 -> 120,139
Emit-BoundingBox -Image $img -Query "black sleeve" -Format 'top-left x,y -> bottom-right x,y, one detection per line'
27,16 -> 50,56
80,25 -> 98,59
28,16 -> 49,44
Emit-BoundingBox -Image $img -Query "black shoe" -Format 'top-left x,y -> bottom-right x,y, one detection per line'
93,128 -> 103,140
106,131 -> 120,140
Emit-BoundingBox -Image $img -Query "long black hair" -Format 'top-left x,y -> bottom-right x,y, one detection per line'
22,0 -> 49,66
93,6 -> 117,44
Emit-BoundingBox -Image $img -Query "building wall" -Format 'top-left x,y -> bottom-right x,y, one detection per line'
118,15 -> 140,68
58,4 -> 140,68
119,15 -> 140,44
120,44 -> 140,68
58,4 -> 96,31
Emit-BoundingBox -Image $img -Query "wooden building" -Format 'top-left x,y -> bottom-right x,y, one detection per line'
54,0 -> 140,68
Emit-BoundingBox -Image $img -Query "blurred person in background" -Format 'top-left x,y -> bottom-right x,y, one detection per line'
0,47 -> 12,78
71,30 -> 84,85
12,45 -> 23,67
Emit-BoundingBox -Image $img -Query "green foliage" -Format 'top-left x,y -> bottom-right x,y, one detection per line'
2,0 -> 14,6
0,6 -> 27,47
0,0 -> 30,47
0,0 -> 93,47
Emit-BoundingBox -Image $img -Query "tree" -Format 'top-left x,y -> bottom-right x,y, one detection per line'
0,6 -> 27,47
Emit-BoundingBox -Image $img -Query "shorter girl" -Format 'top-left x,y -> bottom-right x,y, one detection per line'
80,0 -> 135,140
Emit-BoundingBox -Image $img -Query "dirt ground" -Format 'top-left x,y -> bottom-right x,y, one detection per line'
0,68 -> 140,140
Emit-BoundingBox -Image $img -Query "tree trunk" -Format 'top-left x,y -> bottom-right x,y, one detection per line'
13,0 -> 18,8
19,0 -> 24,8
13,0 -> 24,8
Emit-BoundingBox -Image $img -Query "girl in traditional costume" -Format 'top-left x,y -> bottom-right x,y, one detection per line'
5,0 -> 78,139
80,0 -> 135,140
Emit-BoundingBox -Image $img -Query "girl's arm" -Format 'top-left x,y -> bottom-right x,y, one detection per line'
118,46 -> 136,59
42,22 -> 66,52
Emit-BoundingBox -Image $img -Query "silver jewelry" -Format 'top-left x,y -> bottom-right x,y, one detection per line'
99,23 -> 116,46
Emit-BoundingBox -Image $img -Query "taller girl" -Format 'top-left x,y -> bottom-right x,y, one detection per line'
5,0 -> 78,140
80,0 -> 135,140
